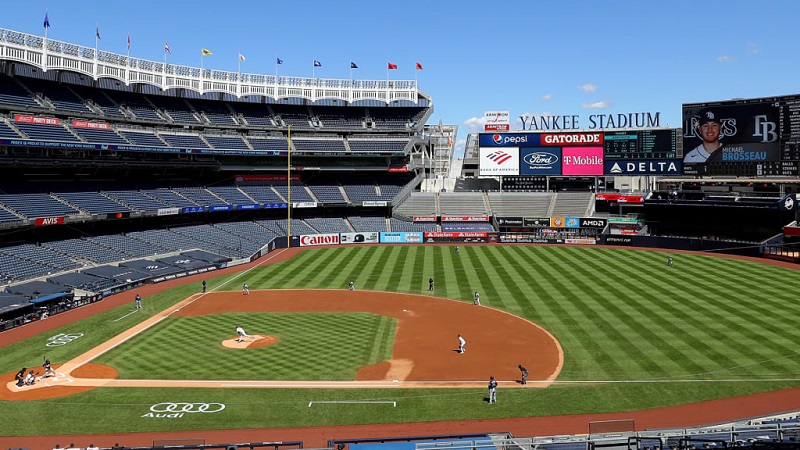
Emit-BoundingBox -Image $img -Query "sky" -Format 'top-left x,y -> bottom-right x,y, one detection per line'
4,0 -> 800,157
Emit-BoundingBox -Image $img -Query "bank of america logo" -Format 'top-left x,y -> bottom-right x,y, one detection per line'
487,150 -> 512,165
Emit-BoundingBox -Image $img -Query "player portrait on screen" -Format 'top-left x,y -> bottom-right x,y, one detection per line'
684,109 -> 722,163
683,102 -> 780,167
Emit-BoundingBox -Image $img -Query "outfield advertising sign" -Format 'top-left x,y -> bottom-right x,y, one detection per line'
340,232 -> 379,244
299,233 -> 340,246
379,232 -> 423,243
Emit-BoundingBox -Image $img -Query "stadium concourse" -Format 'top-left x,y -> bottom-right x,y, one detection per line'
2,247 -> 800,450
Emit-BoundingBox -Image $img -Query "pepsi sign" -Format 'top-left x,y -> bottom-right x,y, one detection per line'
479,133 -> 542,147
520,147 -> 561,175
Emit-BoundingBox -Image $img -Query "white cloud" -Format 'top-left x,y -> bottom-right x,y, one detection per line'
581,101 -> 610,109
579,83 -> 597,93
716,55 -> 734,63
541,93 -> 553,101
746,41 -> 759,55
462,116 -> 487,134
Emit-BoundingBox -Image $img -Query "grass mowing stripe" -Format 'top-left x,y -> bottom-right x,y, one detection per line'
546,247 -> 661,379
366,315 -> 396,365
533,248 -> 627,380
484,246 -> 536,315
380,246 -> 407,293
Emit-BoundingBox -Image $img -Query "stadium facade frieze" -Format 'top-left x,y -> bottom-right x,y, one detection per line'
518,112 -> 661,130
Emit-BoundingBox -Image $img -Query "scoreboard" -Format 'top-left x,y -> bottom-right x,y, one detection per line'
603,129 -> 677,159
684,94 -> 800,176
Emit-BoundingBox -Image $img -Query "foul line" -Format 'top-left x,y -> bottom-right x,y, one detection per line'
308,400 -> 396,407
110,309 -> 139,322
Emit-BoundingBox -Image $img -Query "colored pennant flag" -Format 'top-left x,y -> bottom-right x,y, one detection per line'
350,62 -> 358,69
96,27 -> 101,40
127,34 -> 131,50
201,48 -> 212,56
276,57 -> 283,65
165,41 -> 171,55
239,53 -> 246,62
387,62 -> 398,70
416,62 -> 423,70
313,60 -> 322,67
43,12 -> 50,29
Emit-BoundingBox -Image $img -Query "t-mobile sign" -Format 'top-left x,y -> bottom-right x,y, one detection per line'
562,147 -> 603,175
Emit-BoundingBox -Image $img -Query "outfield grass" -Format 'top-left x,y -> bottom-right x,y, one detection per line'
2,245 -> 800,437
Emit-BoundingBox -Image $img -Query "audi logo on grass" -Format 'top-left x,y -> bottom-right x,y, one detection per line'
143,402 -> 226,418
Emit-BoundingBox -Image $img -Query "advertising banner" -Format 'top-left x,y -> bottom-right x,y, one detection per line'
34,216 -> 64,226
562,147 -> 604,175
565,218 -> 580,228
14,114 -> 59,125
413,216 -> 437,222
496,217 -> 524,227
292,202 -> 317,208
209,205 -> 233,212
441,216 -> 490,222
550,217 -> 566,228
157,208 -> 180,216
523,217 -> 550,227
484,111 -> 510,132
362,201 -> 387,207
479,147 -> 520,175
605,159 -> 682,175
235,174 -> 300,183
340,232 -> 379,244
605,235 -> 634,246
520,147 -> 562,175
299,233 -> 340,247
236,204 -> 260,210
580,217 -> 608,228
72,120 -> 110,130
380,232 -> 423,243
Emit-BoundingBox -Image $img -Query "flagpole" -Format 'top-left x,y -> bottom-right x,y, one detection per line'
312,60 -> 315,79
43,10 -> 49,72
163,43 -> 167,90
287,125 -> 292,247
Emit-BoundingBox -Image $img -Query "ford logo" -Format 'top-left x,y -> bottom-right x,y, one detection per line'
523,152 -> 559,165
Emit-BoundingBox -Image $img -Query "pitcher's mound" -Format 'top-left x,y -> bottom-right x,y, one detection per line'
222,335 -> 278,349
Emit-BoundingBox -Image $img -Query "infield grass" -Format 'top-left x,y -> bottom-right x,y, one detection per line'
2,245 -> 800,437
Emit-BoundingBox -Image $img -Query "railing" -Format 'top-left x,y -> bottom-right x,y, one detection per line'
0,28 -> 418,103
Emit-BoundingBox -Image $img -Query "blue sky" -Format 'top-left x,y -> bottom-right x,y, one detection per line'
5,0 -> 800,156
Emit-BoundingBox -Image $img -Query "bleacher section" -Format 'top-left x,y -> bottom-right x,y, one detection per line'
438,192 -> 489,216
305,217 -> 351,233
0,193 -> 79,218
550,192 -> 594,216
393,192 -> 437,217
487,192 -> 553,217
349,216 -> 387,232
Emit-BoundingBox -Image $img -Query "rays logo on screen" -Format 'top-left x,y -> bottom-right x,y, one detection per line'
487,150 -> 513,165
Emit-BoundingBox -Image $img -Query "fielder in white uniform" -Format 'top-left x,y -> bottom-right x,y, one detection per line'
458,334 -> 466,354
235,326 -> 251,342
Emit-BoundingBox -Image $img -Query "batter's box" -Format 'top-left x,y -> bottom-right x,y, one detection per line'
39,373 -> 74,386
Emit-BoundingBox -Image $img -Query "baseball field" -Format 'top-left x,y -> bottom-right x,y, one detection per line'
2,244 -> 800,447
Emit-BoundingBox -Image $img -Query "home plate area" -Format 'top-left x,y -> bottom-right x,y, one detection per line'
222,335 -> 278,349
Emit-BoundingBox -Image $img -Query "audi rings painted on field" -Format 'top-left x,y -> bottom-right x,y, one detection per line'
45,333 -> 84,347
149,403 -> 226,413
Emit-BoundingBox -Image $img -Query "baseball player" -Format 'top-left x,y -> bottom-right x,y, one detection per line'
488,376 -> 498,404
667,256 -> 673,267
24,370 -> 36,386
43,359 -> 56,378
455,246 -> 460,254
202,280 -> 207,293
428,277 -> 434,292
458,334 -> 466,354
235,326 -> 251,343
348,280 -> 355,291
473,291 -> 481,306
242,283 -> 250,295
518,364 -> 528,385
134,294 -> 142,309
